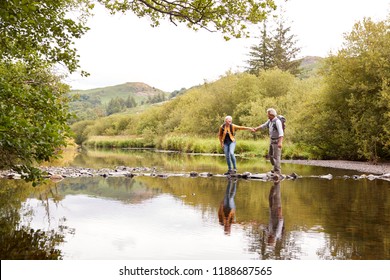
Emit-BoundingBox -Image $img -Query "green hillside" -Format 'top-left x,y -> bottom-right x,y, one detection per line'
70,82 -> 166,104
68,82 -> 171,122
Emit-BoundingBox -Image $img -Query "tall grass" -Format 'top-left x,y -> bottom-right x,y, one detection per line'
85,136 -> 149,149
83,135 -> 309,159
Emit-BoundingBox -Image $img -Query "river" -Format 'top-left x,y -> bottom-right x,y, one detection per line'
1,148 -> 389,260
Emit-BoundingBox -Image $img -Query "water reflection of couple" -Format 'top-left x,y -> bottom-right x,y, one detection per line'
218,177 -> 284,244
267,178 -> 284,246
218,178 -> 237,235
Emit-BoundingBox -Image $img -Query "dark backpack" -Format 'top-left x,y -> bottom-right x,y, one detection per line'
273,115 -> 286,132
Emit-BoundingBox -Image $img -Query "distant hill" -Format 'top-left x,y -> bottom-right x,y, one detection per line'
69,82 -> 167,104
68,82 -> 169,122
298,56 -> 324,79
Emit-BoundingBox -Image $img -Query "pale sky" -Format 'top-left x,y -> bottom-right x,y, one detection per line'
67,0 -> 390,92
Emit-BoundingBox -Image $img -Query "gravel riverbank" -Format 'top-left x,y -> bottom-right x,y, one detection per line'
281,159 -> 390,175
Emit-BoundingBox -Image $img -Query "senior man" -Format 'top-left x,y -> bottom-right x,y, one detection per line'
254,108 -> 284,176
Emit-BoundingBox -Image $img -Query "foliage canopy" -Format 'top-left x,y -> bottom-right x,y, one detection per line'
0,0 -> 93,73
0,61 -> 73,183
100,0 -> 277,39
293,17 -> 390,161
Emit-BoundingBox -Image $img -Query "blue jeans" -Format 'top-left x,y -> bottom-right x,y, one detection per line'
224,141 -> 237,170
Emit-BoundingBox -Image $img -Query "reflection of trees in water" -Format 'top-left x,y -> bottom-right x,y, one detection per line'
55,177 -> 161,204
316,223 -> 390,260
241,179 -> 390,260
1,220 -> 68,260
0,180 -> 72,259
318,180 -> 390,260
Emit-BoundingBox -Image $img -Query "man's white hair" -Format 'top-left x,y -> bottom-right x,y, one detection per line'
267,108 -> 277,116
225,115 -> 232,121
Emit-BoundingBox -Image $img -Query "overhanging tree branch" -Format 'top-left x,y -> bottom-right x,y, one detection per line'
99,0 -> 277,39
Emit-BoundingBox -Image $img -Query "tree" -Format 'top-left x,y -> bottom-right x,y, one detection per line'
246,12 -> 301,75
0,61 -> 73,184
296,17 -> 390,161
246,21 -> 274,74
147,92 -> 167,104
106,97 -> 125,115
1,0 -> 91,182
125,95 -> 137,108
0,0 -> 92,73
270,16 -> 301,75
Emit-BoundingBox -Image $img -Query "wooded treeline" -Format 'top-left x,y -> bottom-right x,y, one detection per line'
73,17 -> 390,161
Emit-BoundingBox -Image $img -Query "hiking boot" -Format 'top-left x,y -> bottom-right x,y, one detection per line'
224,170 -> 232,175
272,174 -> 280,182
231,169 -> 237,174
272,173 -> 285,182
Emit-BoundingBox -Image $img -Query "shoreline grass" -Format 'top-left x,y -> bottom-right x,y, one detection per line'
84,135 -> 311,159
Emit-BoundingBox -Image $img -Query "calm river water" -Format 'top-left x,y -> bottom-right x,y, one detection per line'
1,149 -> 389,260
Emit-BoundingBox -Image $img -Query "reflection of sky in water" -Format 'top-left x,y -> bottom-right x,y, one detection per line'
24,194 -> 260,259
291,230 -> 328,260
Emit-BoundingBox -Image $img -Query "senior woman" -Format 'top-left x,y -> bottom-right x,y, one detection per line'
218,116 -> 254,175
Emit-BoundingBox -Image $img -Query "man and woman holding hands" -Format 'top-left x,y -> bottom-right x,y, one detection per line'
218,108 -> 284,176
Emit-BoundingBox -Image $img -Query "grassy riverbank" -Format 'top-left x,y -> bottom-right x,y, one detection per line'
83,135 -> 312,160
